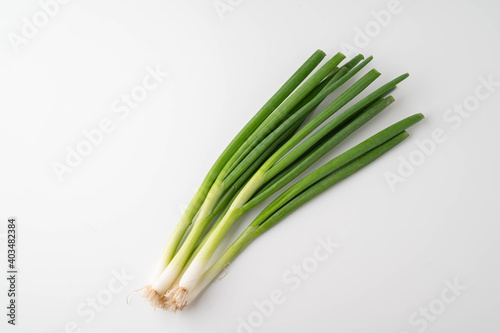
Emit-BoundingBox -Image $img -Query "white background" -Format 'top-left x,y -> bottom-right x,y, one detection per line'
1,0 -> 499,332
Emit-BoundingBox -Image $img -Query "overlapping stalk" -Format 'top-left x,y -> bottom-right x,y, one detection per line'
141,50 -> 424,311
144,52 -> 357,305
184,124 -> 420,306
150,50 -> 327,281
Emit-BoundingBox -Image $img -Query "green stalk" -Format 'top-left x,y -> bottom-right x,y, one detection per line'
245,96 -> 396,210
208,67 -> 350,220
221,68 -> 349,189
223,58 -> 378,195
186,130 -> 413,304
257,133 -> 409,230
175,67 -> 387,296
221,55 -> 371,186
177,59 -> 366,267
255,114 -> 424,217
219,52 -> 346,179
172,101 -> 315,271
258,67 -> 382,178
265,73 -> 410,180
183,65 -> 357,266
151,50 -> 326,279
185,95 -> 396,275
172,104 -> 316,287
180,54 -> 348,254
151,58 -> 351,293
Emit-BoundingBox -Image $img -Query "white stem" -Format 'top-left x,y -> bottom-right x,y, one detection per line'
178,258 -> 207,293
185,269 -> 215,305
152,265 -> 181,295
177,171 -> 266,294
151,261 -> 167,282
150,181 -> 224,291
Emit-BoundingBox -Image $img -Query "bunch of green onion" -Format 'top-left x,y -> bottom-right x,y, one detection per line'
140,50 -> 423,311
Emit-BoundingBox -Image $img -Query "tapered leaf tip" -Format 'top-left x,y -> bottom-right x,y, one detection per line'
405,113 -> 425,128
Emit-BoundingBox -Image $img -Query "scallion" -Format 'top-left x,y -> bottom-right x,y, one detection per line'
139,50 -> 424,312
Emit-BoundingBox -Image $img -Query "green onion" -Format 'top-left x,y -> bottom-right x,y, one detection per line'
144,51 -> 354,307
141,50 -> 424,312
165,71 -> 410,309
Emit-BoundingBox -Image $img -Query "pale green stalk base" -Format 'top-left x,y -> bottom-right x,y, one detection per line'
177,170 -> 267,292
176,113 -> 424,309
148,50 -> 327,282
149,53 -> 346,296
185,131 -> 414,306
173,65 -> 383,297
186,227 -> 258,305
